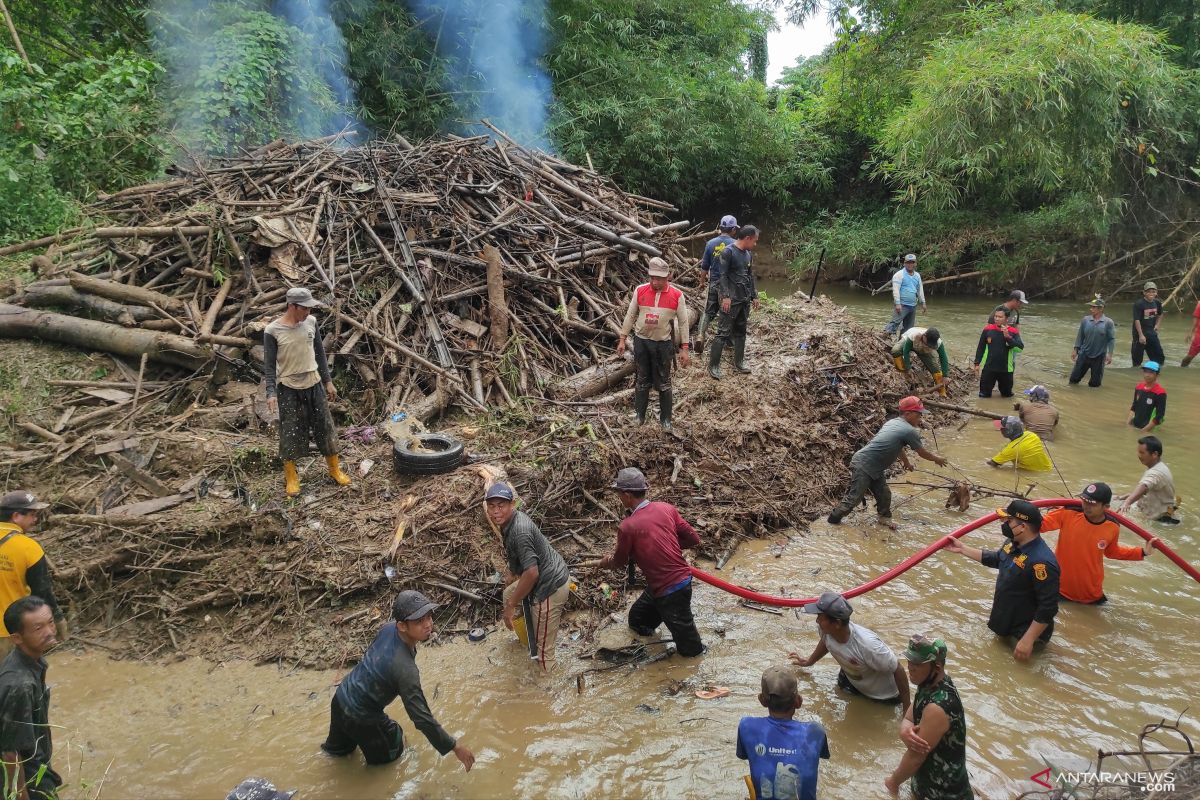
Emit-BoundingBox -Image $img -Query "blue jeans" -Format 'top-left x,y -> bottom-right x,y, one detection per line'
885,304 -> 917,335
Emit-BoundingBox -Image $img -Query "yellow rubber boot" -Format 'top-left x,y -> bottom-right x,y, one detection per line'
933,371 -> 948,397
283,461 -> 300,497
892,356 -> 907,372
326,455 -> 352,486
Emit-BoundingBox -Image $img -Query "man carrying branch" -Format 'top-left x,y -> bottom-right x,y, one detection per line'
264,287 -> 352,497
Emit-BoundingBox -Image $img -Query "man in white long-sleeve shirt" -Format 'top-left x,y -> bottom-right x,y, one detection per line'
884,254 -> 926,336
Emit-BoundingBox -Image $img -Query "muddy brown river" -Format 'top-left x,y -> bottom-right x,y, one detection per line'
48,287 -> 1199,798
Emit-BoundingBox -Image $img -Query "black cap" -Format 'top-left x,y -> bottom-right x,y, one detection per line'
0,491 -> 48,512
484,482 -> 515,501
996,499 -> 1042,530
802,591 -> 853,621
392,590 -> 439,622
1079,482 -> 1112,504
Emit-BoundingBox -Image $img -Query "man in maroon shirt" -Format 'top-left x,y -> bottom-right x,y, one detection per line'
596,467 -> 705,656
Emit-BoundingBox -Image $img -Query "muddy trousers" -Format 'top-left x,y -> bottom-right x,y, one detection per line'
1131,333 -> 1165,367
633,336 -> 674,423
321,695 -> 404,765
1068,354 -> 1106,387
978,369 -> 1014,398
277,382 -> 338,462
503,579 -> 570,669
629,583 -> 704,657
830,467 -> 892,520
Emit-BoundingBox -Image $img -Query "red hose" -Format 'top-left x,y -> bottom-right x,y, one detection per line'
690,498 -> 1200,607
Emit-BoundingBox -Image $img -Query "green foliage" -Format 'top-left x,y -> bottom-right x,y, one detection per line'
876,8 -> 1189,209
331,0 -> 453,139
150,0 -> 347,154
547,0 -> 826,206
783,194 -> 1113,279
0,48 -> 163,242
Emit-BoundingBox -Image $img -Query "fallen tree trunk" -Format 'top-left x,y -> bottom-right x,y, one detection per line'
69,272 -> 185,312
557,358 -> 636,400
0,303 -> 213,369
17,283 -> 158,326
921,398 -> 1004,420
483,245 -> 510,350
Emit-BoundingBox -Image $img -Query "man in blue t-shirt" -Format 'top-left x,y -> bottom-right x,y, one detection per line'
884,254 -> 926,336
696,214 -> 738,353
736,665 -> 830,800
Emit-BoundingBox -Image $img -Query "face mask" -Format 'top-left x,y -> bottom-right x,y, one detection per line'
1001,521 -> 1014,540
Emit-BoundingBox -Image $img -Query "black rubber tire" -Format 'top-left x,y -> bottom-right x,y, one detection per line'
393,432 -> 465,475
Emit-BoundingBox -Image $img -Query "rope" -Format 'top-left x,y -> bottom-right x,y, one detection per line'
690,499 -> 1200,607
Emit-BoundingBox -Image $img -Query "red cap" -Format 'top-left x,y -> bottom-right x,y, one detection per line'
898,396 -> 926,413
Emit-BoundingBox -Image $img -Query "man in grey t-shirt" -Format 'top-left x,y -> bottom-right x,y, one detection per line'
485,482 -> 572,669
828,396 -> 947,529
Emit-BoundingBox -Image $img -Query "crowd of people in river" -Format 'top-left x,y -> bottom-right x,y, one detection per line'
0,237 -> 1192,800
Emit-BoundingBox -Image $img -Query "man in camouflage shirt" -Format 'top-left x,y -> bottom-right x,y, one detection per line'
884,634 -> 973,799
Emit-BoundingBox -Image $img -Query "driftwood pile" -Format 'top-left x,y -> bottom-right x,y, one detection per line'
0,127 -> 701,420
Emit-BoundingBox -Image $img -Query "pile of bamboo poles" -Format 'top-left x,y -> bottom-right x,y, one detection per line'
1,127 -> 704,414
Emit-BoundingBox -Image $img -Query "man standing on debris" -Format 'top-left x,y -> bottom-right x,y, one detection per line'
696,215 -> 738,353
0,596 -> 62,800
0,491 -> 66,659
617,257 -> 691,432
828,396 -> 948,529
883,634 -> 973,799
708,225 -> 760,380
483,482 -> 572,669
1117,436 -> 1179,524
1013,386 -> 1059,441
943,499 -> 1060,661
596,468 -> 705,657
990,290 -> 1029,327
1041,483 -> 1152,605
788,592 -> 910,709
322,589 -> 475,770
264,287 -> 351,497
1131,281 -> 1166,368
1069,298 -> 1115,387
890,326 -> 949,396
884,254 -> 926,336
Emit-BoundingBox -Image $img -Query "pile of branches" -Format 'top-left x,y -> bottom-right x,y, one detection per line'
34,297 -> 970,665
0,126 -> 700,421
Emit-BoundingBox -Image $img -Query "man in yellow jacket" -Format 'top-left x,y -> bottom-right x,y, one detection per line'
0,491 -> 66,657
986,416 -> 1052,472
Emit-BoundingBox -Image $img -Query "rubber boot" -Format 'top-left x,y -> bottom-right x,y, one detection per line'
633,386 -> 650,426
696,313 -> 710,356
325,455 -> 352,486
658,389 -> 673,433
732,336 -> 751,374
893,356 -> 907,372
283,461 -> 300,498
933,371 -> 947,397
707,338 -> 724,380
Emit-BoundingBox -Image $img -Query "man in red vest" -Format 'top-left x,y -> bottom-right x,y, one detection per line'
617,258 -> 691,432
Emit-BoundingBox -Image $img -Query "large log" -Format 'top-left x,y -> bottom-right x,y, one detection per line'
0,303 -> 213,369
17,283 -> 158,326
555,358 -> 636,400
69,272 -> 185,312
483,245 -> 510,350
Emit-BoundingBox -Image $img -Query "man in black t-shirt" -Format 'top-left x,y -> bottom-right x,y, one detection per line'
708,225 -> 760,380
1132,281 -> 1166,367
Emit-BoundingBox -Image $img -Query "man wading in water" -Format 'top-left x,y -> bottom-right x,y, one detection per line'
321,590 -> 474,771
264,287 -> 352,497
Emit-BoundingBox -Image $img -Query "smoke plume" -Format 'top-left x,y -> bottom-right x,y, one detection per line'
412,0 -> 556,152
